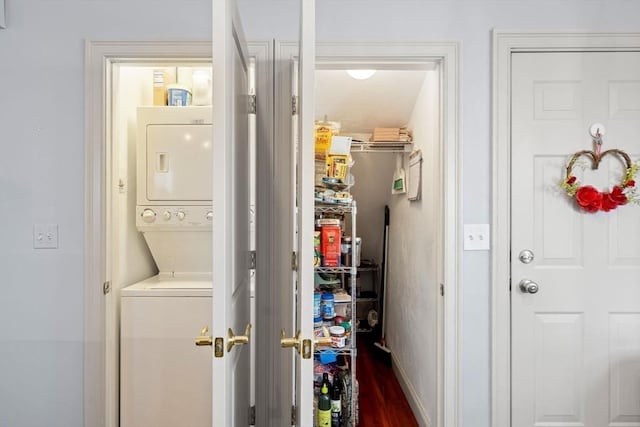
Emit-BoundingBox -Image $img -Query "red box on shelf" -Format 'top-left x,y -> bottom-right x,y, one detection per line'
321,224 -> 341,267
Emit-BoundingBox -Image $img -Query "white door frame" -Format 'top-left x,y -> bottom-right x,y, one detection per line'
83,40 -> 272,427
275,40 -> 462,427
490,30 -> 640,427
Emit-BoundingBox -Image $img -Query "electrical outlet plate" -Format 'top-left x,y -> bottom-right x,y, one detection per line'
463,224 -> 490,251
33,224 -> 59,249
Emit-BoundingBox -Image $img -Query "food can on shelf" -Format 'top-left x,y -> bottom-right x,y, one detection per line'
341,235 -> 352,267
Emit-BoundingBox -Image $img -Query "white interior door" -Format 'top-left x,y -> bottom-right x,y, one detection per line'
511,51 -> 640,426
294,0 -> 316,424
210,0 -> 254,425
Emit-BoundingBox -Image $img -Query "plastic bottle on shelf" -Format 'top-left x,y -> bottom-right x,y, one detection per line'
321,293 -> 335,320
314,292 -> 322,318
317,383 -> 332,427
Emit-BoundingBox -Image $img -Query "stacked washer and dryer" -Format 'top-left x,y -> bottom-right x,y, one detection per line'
120,106 -> 213,427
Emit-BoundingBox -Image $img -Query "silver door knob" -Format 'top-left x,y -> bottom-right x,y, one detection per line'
519,279 -> 539,294
518,249 -> 534,264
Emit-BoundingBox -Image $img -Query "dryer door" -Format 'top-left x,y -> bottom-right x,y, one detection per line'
145,123 -> 212,201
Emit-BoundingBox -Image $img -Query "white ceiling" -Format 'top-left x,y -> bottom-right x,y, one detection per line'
315,69 -> 428,135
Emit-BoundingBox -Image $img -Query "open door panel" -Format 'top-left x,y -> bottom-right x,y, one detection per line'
209,0 -> 254,425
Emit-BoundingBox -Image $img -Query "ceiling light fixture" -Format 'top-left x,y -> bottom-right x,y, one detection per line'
346,69 -> 376,80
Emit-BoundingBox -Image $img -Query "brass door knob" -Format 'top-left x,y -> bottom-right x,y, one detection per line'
280,329 -> 302,354
195,326 -> 213,346
227,323 -> 252,353
314,336 -> 333,348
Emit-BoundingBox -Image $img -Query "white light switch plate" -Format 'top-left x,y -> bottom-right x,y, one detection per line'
33,224 -> 59,249
463,224 -> 490,251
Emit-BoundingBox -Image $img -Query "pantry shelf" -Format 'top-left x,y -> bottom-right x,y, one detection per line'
351,141 -> 413,153
314,196 -> 358,425
315,204 -> 354,214
314,347 -> 354,356
315,266 -> 355,274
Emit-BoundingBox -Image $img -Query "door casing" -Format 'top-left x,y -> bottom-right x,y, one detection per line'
274,40 -> 462,427
490,30 -> 640,427
83,40 -> 273,427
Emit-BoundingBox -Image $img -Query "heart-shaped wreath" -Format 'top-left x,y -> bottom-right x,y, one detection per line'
561,147 -> 639,213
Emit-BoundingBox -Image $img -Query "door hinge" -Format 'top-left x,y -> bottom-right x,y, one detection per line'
249,250 -> 257,270
249,405 -> 256,425
291,405 -> 297,425
249,94 -> 257,115
103,281 -> 111,295
440,283 -> 444,297
291,95 -> 298,115
291,251 -> 298,271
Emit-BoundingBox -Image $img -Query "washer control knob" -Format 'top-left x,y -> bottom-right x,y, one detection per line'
162,210 -> 172,221
177,210 -> 186,221
141,209 -> 156,223
206,211 -> 213,221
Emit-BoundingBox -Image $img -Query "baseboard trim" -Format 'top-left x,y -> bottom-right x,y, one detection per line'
392,352 -> 432,427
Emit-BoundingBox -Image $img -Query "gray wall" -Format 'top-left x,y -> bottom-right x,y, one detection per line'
2,0 -> 640,426
0,1 -> 210,426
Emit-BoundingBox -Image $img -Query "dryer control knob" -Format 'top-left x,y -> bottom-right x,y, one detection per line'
141,209 -> 156,223
206,211 -> 213,221
162,211 -> 172,221
177,210 -> 186,221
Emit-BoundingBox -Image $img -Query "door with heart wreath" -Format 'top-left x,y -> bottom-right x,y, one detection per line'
510,50 -> 640,427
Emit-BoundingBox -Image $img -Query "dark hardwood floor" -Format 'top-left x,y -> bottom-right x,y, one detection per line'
356,334 -> 419,426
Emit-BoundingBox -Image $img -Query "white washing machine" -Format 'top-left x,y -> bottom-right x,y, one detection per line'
120,274 -> 212,427
121,106 -> 214,427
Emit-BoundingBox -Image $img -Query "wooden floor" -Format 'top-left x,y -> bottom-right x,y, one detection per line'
356,334 -> 418,426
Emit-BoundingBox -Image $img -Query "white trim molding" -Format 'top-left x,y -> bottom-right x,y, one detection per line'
84,39 -> 273,427
84,40 -> 216,427
491,30 -> 640,427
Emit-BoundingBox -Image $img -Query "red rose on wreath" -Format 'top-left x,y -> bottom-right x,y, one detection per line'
609,185 -> 628,206
575,185 -> 602,212
601,193 -> 617,212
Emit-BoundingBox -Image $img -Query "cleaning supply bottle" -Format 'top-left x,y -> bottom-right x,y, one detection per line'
391,153 -> 406,194
317,383 -> 332,427
321,373 -> 332,395
330,376 -> 341,427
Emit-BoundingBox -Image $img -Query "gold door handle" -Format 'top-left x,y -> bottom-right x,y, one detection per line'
314,336 -> 333,348
195,326 -> 213,346
280,329 -> 302,354
227,323 -> 252,353
314,326 -> 333,349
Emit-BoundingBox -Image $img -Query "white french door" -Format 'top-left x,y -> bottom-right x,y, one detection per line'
511,51 -> 640,426
210,0 -> 255,425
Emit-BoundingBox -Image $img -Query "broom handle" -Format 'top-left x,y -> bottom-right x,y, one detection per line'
380,206 -> 390,340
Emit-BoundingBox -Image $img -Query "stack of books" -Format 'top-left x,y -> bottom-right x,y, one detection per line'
370,127 -> 412,142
